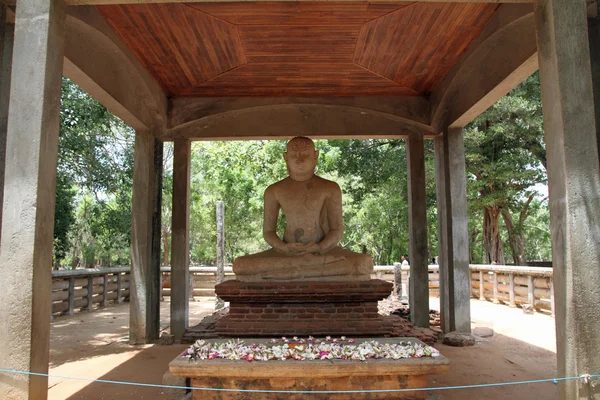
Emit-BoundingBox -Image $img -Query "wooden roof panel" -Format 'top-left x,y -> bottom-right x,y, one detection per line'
353,3 -> 498,93
97,2 -> 499,97
97,4 -> 246,94
239,25 -> 362,63
186,2 -> 412,26
179,63 -> 419,96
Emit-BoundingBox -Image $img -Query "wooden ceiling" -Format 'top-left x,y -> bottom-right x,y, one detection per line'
97,2 -> 499,97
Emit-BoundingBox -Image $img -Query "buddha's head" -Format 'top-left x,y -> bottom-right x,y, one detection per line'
283,136 -> 319,182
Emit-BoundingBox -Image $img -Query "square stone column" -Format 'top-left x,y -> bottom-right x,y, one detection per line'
130,132 -> 162,344
535,1 -> 600,398
171,139 -> 191,341
0,0 -> 65,398
589,11 -> 600,168
0,9 -> 13,242
434,128 -> 471,334
406,135 -> 429,328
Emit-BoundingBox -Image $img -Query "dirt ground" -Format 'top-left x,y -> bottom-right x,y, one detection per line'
47,298 -> 558,400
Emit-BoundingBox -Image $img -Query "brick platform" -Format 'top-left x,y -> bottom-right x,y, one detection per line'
213,279 -> 394,337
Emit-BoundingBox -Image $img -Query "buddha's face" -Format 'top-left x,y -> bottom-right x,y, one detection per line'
284,139 -> 319,181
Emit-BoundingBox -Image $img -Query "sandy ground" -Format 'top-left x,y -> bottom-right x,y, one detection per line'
47,297 -> 558,400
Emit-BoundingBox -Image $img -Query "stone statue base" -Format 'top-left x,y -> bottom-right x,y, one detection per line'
233,247 -> 373,282
212,279 -> 394,337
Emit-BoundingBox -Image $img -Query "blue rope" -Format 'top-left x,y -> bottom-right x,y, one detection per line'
0,368 -> 598,394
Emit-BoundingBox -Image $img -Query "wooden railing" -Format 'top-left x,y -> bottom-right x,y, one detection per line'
51,263 -> 553,317
469,264 -> 554,315
51,267 -> 130,316
160,266 -> 236,297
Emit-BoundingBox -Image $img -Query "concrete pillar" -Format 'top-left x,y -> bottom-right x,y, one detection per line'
130,132 -> 162,344
0,0 -> 65,398
171,139 -> 191,341
406,135 -> 429,328
434,128 -> 471,333
589,10 -> 600,168
0,8 -> 13,242
535,1 -> 600,398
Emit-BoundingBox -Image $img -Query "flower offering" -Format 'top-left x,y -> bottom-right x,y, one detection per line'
181,337 -> 440,362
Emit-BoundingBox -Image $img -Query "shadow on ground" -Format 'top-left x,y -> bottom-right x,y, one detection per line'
51,333 -> 558,400
48,298 -> 559,400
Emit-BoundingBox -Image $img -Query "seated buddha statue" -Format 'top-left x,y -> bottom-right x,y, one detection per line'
233,136 -> 373,281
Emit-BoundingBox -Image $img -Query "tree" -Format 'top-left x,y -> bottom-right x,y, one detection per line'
55,77 -> 134,268
464,72 -> 547,265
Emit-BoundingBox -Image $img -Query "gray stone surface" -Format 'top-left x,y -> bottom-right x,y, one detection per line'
0,0 -> 66,398
589,13 -> 600,168
171,139 -> 191,341
473,327 -> 494,338
521,304 -> 534,315
161,370 -> 188,400
442,332 -> 476,347
434,128 -> 471,334
158,333 -> 175,346
535,0 -> 600,398
407,135 -> 429,328
150,139 -> 163,339
130,131 -> 161,344
0,13 -> 13,246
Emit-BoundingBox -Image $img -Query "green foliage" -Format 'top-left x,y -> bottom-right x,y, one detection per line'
186,141 -> 288,264
464,72 -> 548,264
55,78 -> 134,268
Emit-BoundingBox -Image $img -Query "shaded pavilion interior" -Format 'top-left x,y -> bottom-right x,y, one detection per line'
0,1 -> 598,400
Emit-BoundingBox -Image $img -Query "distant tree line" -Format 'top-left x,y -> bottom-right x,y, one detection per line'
54,73 -> 550,269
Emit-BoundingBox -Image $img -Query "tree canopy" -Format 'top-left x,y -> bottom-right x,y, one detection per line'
54,74 -> 551,269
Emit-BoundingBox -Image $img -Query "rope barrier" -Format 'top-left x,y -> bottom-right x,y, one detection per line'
1,368 -> 599,394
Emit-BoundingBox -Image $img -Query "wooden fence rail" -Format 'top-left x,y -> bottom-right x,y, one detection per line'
51,264 -> 553,318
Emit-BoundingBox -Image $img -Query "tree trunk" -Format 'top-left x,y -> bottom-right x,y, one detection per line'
501,194 -> 535,266
502,209 -> 525,265
469,228 -> 481,263
483,205 -> 505,264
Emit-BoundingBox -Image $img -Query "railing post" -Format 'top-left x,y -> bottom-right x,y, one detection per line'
116,273 -> 122,304
393,262 -> 402,298
527,275 -> 535,310
509,273 -> 516,307
102,274 -> 108,307
87,275 -> 94,311
68,277 -> 75,316
549,278 -> 555,317
479,271 -> 485,301
492,272 -> 499,304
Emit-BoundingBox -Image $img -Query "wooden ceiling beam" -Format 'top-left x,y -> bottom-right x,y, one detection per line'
169,96 -> 430,129
68,0 -> 534,6
64,6 -> 167,132
163,100 -> 434,141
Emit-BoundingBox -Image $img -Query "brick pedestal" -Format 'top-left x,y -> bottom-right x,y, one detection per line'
214,280 -> 393,337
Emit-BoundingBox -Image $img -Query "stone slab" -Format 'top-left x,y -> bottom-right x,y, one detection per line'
170,338 -> 449,400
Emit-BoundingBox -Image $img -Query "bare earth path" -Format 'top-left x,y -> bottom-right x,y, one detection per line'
48,298 -> 558,400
